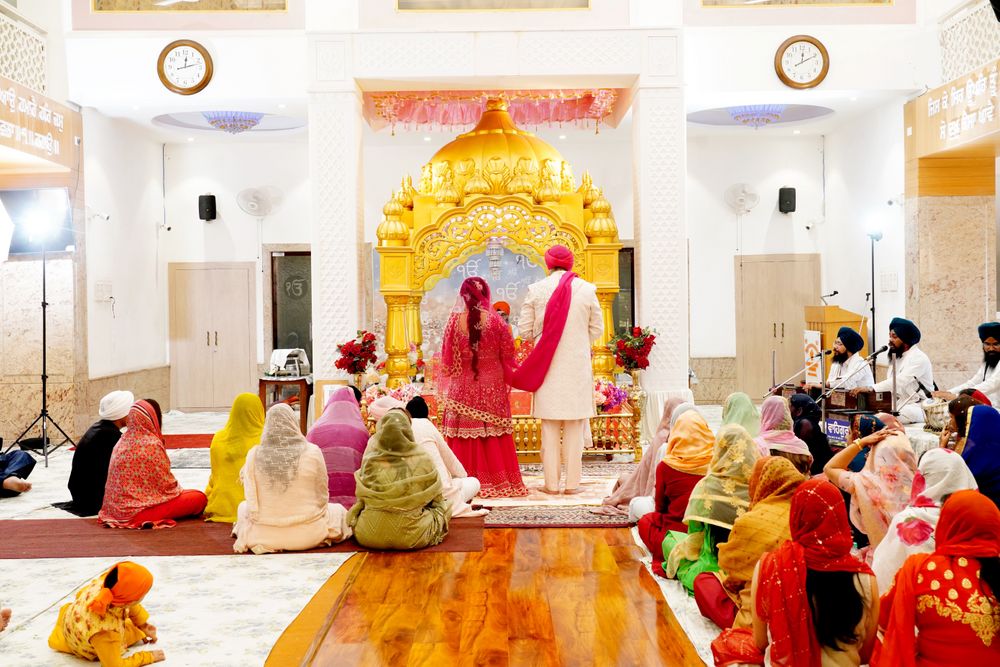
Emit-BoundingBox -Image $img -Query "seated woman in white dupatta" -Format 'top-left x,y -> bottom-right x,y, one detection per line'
233,404 -> 352,554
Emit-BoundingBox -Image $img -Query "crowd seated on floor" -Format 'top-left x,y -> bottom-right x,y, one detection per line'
5,319 -> 1000,665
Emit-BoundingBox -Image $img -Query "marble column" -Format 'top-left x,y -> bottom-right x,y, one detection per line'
309,91 -> 363,380
632,86 -> 690,403
905,159 -> 996,389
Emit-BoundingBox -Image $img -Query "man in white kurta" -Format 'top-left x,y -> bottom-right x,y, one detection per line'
863,317 -> 934,424
826,326 -> 874,391
518,247 -> 603,493
939,321 -> 1000,406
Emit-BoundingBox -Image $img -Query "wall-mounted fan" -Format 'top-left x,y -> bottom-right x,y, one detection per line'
237,186 -> 283,272
724,183 -> 759,215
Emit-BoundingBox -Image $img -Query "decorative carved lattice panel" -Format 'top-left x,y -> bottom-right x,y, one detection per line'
0,11 -> 45,93
412,200 -> 584,290
941,1 -> 1000,82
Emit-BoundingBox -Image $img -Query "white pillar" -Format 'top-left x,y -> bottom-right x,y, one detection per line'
632,86 -> 690,401
309,90 -> 363,379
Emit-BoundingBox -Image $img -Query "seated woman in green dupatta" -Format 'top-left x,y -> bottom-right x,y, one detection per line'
662,424 -> 759,594
347,411 -> 450,550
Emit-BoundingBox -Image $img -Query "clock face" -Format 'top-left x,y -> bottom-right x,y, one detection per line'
776,36 -> 829,89
158,40 -> 212,95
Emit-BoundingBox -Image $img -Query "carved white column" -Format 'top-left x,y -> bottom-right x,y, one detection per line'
632,86 -> 689,400
309,90 -> 363,379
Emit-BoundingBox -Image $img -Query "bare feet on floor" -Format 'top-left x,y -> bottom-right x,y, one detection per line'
539,486 -> 561,495
2,477 -> 31,493
0,608 -> 11,632
562,488 -> 583,495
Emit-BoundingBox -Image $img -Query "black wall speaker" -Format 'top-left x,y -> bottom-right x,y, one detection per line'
778,187 -> 796,214
198,194 -> 217,221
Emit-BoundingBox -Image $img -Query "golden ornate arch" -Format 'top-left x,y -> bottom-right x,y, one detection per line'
376,97 -> 621,387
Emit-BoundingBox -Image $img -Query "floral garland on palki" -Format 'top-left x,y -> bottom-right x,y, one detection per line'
609,326 -> 657,371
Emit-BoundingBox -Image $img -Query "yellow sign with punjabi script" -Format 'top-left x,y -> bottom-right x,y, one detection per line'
910,59 -> 1000,158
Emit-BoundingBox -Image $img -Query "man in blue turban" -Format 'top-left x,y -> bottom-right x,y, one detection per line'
935,321 -> 1000,406
824,326 -> 874,391
859,317 -> 935,423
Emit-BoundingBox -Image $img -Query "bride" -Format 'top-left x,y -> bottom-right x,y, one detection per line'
439,277 -> 528,498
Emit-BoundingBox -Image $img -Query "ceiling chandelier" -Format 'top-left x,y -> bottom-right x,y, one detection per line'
202,111 -> 264,135
727,104 -> 786,129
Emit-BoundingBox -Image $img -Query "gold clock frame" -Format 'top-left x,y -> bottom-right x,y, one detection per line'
157,39 -> 214,96
774,34 -> 829,90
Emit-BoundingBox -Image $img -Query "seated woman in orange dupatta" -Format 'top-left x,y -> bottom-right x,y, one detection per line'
49,561 -> 164,666
695,456 -> 805,630
598,397 -> 686,516
636,409 -> 714,574
712,479 -> 878,667
99,400 -> 207,529
874,489 -> 1000,667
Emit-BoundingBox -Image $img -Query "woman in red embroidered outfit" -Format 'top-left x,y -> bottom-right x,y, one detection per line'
99,400 -> 207,529
439,277 -> 528,498
874,489 -> 1000,667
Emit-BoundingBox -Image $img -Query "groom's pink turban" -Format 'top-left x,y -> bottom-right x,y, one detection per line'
545,245 -> 574,271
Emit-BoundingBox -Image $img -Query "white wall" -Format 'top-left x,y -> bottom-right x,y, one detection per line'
161,139 -> 310,363
823,99 -> 907,349
84,109 -> 167,378
687,134 -> 826,358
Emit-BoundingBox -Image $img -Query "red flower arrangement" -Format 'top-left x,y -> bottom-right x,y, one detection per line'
335,330 -> 378,375
609,326 -> 657,371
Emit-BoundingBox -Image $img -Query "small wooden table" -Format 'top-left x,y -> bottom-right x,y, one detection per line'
259,375 -> 312,434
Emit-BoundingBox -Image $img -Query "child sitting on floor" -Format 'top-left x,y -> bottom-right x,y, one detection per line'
48,561 -> 165,666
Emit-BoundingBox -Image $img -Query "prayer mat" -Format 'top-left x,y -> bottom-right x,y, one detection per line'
167,448 -> 211,468
484,505 -> 631,528
163,433 -> 213,449
0,516 -> 484,559
479,461 -> 638,508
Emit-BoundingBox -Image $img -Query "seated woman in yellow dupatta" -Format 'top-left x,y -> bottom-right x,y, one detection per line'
203,393 -> 265,523
348,411 -> 449,550
662,424 -> 759,595
694,456 -> 804,629
49,561 -> 164,666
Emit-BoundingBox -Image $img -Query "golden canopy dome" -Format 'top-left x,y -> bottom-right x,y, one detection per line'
417,97 -> 578,199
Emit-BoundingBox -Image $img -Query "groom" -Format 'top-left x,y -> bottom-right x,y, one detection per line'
516,245 -> 603,494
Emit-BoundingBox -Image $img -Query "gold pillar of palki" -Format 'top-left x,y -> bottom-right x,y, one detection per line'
376,97 -> 622,388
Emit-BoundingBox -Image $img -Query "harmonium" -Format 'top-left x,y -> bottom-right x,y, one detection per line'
772,384 -> 821,401
826,389 -> 893,412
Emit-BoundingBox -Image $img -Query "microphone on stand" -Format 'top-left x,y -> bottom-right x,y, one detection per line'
810,349 -> 833,360
917,381 -> 934,399
866,345 -> 889,360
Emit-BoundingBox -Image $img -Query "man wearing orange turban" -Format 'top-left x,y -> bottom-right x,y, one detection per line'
514,245 -> 603,494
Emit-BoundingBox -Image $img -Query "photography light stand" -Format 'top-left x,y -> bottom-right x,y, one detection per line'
6,240 -> 76,466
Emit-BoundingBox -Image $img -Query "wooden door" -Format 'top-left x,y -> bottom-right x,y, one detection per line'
170,263 -> 256,411
735,254 -> 821,398
209,268 -> 255,406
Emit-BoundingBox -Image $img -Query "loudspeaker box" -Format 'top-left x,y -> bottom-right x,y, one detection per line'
199,194 -> 217,221
778,187 -> 796,214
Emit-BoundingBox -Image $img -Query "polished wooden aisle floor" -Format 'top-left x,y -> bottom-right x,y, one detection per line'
273,528 -> 705,667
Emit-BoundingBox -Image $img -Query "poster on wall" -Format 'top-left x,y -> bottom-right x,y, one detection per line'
398,0 -> 588,10
803,329 -> 823,384
702,1 -> 890,6
91,1 -> 286,12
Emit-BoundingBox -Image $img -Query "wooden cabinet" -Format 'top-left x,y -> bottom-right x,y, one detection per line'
169,263 -> 256,411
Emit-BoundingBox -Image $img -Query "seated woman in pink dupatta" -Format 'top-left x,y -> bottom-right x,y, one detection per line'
754,396 -> 813,475
306,387 -> 371,507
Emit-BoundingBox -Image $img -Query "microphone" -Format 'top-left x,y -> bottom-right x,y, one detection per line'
810,349 -> 832,360
866,345 -> 889,360
917,380 -> 934,398
821,290 -> 839,298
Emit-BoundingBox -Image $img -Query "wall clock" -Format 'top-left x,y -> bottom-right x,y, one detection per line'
774,35 -> 829,90
157,39 -> 213,96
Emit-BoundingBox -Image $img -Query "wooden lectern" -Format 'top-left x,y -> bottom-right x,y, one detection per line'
805,306 -> 868,358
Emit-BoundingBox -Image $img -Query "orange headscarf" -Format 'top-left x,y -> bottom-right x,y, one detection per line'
493,301 -> 510,315
87,561 -> 154,616
661,410 -> 714,475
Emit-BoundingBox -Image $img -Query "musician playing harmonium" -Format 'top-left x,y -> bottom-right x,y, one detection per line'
806,326 -> 873,392
852,317 -> 934,424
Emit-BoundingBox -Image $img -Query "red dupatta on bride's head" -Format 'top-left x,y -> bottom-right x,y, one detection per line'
756,478 -> 873,667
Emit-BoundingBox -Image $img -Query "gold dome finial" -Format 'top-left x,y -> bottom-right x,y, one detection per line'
486,96 -> 509,112
434,160 -> 461,206
399,175 -> 417,209
377,192 -> 409,246
579,170 -> 600,208
586,189 -> 618,243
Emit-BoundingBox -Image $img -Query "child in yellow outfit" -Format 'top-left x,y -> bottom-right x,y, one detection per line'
49,561 -> 165,666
